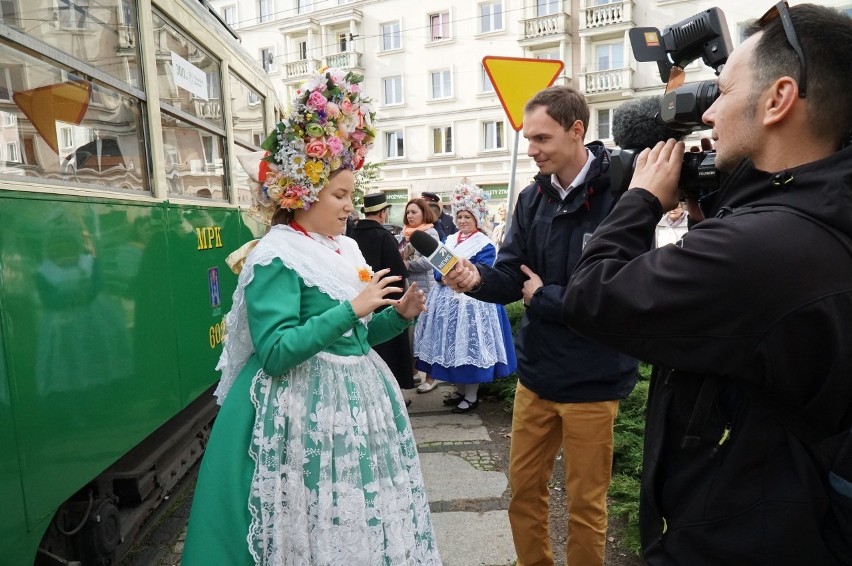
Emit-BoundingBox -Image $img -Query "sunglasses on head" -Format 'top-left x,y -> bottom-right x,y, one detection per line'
758,1 -> 807,98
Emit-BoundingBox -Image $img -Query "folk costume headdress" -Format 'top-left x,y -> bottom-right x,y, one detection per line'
245,68 -> 376,218
450,181 -> 489,228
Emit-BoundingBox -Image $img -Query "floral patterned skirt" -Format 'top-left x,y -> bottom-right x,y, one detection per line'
246,350 -> 441,565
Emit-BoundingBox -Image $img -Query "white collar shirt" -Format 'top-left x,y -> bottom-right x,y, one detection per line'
551,149 -> 594,201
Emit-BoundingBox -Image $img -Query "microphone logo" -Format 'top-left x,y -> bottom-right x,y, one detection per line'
428,246 -> 459,276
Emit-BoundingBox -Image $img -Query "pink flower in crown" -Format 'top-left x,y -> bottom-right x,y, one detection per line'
350,83 -> 361,94
326,136 -> 345,156
307,90 -> 327,111
326,101 -> 341,117
350,130 -> 366,144
305,138 -> 328,158
340,99 -> 354,115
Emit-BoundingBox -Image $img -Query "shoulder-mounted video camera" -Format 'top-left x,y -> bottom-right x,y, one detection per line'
610,8 -> 733,198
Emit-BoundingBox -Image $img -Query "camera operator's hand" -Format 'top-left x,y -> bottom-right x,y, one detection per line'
629,139 -> 685,211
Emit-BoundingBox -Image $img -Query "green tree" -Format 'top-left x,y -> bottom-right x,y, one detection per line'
354,162 -> 383,209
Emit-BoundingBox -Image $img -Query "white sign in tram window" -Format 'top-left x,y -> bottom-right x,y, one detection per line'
171,52 -> 208,100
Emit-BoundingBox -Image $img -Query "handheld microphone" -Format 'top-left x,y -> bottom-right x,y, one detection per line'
409,230 -> 459,277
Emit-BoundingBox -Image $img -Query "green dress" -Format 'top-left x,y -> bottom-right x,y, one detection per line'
182,225 -> 441,565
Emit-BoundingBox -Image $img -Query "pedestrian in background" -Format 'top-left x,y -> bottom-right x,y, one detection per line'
421,191 -> 457,242
654,201 -> 688,247
352,192 -> 415,398
399,198 -> 442,394
414,182 -> 516,413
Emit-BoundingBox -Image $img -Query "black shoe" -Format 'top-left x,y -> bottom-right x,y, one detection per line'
452,399 -> 479,414
405,399 -> 412,408
442,392 -> 464,406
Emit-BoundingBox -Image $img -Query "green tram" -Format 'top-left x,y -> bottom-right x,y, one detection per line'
0,0 -> 281,563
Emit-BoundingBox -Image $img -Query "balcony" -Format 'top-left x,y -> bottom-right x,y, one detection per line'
583,67 -> 632,94
580,0 -> 633,31
521,12 -> 570,40
322,51 -> 363,72
284,58 -> 321,81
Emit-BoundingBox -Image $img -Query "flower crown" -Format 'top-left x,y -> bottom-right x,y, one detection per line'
259,68 -> 376,210
450,181 -> 490,227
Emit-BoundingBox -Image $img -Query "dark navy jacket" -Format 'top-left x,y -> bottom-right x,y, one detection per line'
469,142 -> 637,402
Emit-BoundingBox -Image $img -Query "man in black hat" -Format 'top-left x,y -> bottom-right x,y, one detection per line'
421,191 -> 457,242
352,193 -> 415,397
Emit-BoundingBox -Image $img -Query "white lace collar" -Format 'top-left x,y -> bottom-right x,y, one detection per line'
446,230 -> 492,259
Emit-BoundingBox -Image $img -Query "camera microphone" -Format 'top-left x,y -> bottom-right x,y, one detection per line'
613,95 -> 684,150
610,96 -> 686,195
409,230 -> 460,277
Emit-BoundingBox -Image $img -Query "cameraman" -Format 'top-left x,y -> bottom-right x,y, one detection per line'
563,4 -> 852,565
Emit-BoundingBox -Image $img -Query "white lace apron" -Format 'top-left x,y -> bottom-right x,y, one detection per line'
413,232 -> 510,369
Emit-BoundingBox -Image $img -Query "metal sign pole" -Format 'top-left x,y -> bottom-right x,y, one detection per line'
504,130 -> 520,234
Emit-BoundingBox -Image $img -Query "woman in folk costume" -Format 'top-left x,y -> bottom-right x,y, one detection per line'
413,182 -> 517,413
183,69 -> 442,566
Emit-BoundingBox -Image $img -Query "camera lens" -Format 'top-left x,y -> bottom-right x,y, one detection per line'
694,80 -> 719,117
659,80 -> 719,132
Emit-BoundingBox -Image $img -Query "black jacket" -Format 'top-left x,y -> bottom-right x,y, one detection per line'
470,142 -> 637,402
564,146 -> 852,565
351,219 -> 414,388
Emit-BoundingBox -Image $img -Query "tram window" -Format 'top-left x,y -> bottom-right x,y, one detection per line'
161,113 -> 227,201
6,0 -> 142,89
0,43 -> 148,192
229,74 -> 265,148
153,12 -> 224,130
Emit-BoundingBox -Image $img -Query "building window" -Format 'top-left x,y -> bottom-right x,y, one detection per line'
432,126 -> 453,155
535,49 -> 560,60
221,5 -> 236,28
338,32 -> 349,52
537,0 -> 559,16
297,0 -> 311,14
59,127 -> 74,150
6,141 -> 18,162
481,64 -> 495,93
59,0 -> 89,30
2,112 -> 15,127
385,130 -> 404,159
381,21 -> 401,52
430,70 -> 452,100
430,11 -> 449,41
297,40 -> 308,60
597,108 -> 613,140
258,0 -> 272,23
595,42 -> 624,70
483,120 -> 505,150
479,1 -> 503,33
260,47 -> 275,72
382,76 -> 403,105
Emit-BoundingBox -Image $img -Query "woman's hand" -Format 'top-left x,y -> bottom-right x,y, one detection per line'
350,269 -> 404,318
393,282 -> 426,320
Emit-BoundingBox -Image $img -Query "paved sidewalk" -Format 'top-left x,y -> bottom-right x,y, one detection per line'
124,381 -> 516,566
404,382 -> 515,566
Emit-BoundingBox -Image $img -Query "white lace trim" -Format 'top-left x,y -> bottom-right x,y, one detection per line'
214,225 -> 372,405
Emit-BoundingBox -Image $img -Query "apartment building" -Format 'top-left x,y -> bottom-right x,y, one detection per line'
209,0 -> 852,222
